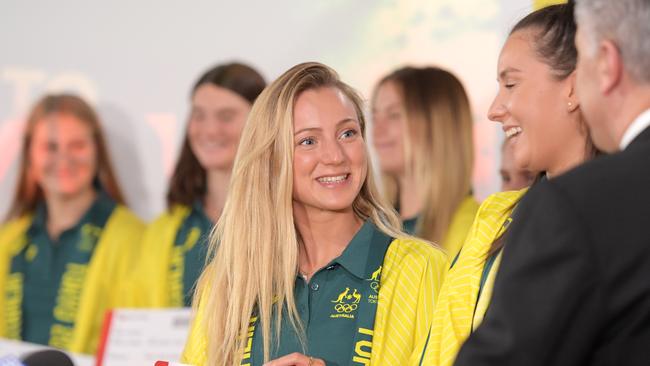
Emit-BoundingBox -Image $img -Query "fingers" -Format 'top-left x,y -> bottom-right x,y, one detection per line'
263,352 -> 325,366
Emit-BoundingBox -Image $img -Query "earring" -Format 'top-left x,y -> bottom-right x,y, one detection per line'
568,102 -> 573,107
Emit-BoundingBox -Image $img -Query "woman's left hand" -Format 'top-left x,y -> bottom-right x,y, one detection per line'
262,352 -> 326,366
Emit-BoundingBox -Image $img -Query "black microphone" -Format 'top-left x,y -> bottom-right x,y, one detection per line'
21,349 -> 74,366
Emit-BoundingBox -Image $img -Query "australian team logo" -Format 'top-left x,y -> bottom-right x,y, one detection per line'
331,287 -> 361,318
366,266 -> 381,304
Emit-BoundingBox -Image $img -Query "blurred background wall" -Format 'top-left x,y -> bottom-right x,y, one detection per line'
0,0 -> 547,220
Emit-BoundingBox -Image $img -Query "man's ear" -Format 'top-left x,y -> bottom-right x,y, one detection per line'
598,39 -> 623,95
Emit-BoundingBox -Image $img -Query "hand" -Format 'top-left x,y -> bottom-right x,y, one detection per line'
263,352 -> 326,366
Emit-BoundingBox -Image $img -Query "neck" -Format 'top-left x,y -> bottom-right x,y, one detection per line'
546,112 -> 592,179
203,169 -> 231,222
44,188 -> 97,240
611,87 -> 650,150
294,205 -> 363,281
397,172 -> 421,219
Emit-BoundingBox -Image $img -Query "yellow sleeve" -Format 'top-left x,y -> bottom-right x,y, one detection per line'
442,196 -> 480,261
0,216 -> 32,338
370,238 -> 449,366
181,291 -> 208,366
122,205 -> 189,308
69,206 -> 145,354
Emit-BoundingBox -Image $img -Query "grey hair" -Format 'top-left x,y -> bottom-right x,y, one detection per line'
575,0 -> 650,83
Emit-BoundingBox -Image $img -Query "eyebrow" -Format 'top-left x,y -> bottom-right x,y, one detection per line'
372,102 -> 401,112
498,67 -> 522,80
294,118 -> 357,135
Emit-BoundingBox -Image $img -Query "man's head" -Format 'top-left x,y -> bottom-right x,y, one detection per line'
575,0 -> 650,152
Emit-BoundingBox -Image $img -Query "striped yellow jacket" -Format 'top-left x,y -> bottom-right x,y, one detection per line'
0,206 -> 144,355
123,205 -> 191,307
416,189 -> 526,366
181,237 -> 449,366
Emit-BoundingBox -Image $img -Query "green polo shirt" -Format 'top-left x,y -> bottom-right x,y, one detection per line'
243,221 -> 392,366
15,191 -> 115,346
172,202 -> 213,306
402,216 -> 419,235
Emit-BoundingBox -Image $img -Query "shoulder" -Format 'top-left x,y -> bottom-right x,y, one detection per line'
384,237 -> 449,274
456,196 -> 480,216
0,215 -> 33,253
479,189 -> 527,214
142,205 -> 191,245
0,215 -> 33,238
551,144 -> 649,202
104,205 -> 145,237
148,204 -> 191,230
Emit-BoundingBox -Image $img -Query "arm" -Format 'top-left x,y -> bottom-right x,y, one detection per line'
454,182 -> 604,366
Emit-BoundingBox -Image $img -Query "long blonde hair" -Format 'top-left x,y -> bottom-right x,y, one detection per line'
375,67 -> 474,245
194,62 -> 404,366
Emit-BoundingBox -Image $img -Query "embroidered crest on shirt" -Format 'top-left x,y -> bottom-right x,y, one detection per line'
331,287 -> 360,318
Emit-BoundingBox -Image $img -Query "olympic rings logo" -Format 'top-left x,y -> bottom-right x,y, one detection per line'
334,303 -> 358,313
370,281 -> 380,293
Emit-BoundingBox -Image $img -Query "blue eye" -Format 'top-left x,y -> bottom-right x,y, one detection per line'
299,137 -> 315,146
341,129 -> 357,139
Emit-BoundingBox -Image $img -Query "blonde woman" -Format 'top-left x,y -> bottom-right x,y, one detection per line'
372,67 -> 479,260
181,62 -> 448,366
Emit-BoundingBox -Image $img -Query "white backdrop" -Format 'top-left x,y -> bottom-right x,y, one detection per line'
0,0 -> 535,221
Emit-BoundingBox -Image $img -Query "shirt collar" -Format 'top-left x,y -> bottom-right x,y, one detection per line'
332,220 -> 383,280
619,108 -> 650,150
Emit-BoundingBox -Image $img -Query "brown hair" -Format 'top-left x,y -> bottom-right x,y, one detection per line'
490,1 -> 599,255
5,94 -> 125,221
166,62 -> 266,208
375,66 -> 474,245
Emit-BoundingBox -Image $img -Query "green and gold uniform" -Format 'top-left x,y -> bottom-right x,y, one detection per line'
127,203 -> 212,307
415,189 -> 526,366
182,221 -> 449,366
402,195 -> 479,260
0,191 -> 144,354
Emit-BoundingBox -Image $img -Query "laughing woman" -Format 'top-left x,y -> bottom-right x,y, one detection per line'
0,94 -> 144,354
419,3 -> 599,365
181,63 -> 448,366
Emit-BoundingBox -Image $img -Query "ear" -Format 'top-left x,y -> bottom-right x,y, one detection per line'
565,71 -> 580,112
598,39 -> 623,95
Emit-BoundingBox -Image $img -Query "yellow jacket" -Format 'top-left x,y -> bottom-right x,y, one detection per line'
181,237 -> 449,366
418,189 -> 526,366
124,205 -> 190,307
442,196 -> 480,261
0,206 -> 144,355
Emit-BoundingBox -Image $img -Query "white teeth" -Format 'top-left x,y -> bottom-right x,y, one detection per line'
505,127 -> 522,138
318,174 -> 348,183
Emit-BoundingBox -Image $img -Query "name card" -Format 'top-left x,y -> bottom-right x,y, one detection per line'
97,308 -> 192,366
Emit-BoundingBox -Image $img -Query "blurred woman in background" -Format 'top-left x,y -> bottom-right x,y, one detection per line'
131,62 -> 266,307
372,66 -> 479,260
499,138 -> 536,191
0,94 -> 144,354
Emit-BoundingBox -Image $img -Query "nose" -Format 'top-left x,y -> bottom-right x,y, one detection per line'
321,138 -> 345,165
487,94 -> 507,123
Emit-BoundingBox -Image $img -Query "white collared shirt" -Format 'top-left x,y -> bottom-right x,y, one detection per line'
620,108 -> 650,150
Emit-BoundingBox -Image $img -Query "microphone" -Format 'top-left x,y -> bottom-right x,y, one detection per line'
21,350 -> 74,366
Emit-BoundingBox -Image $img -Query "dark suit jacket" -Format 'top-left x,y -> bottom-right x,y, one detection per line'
454,126 -> 650,366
